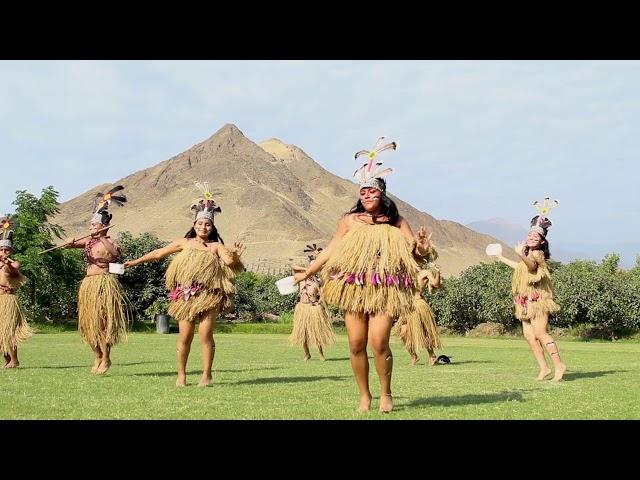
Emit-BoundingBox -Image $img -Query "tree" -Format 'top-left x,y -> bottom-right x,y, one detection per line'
11,186 -> 85,322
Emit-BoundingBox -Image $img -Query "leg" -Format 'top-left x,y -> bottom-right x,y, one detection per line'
427,348 -> 437,366
532,313 -> 566,381
4,353 -> 11,367
89,343 -> 103,374
302,341 -> 311,361
96,341 -> 112,375
176,320 -> 196,386
369,313 -> 394,413
522,320 -> 551,380
345,311 -> 371,412
400,324 -> 418,365
5,347 -> 19,368
318,345 -> 325,361
197,308 -> 219,387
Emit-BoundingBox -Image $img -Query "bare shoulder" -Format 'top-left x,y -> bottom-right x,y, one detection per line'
339,214 -> 355,231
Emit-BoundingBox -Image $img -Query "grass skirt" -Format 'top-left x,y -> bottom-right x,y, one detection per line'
289,302 -> 336,348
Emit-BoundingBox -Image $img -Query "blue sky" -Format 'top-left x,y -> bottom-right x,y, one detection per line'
1,60 -> 637,265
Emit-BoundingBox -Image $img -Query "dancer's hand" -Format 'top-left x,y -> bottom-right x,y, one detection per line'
229,242 -> 245,257
293,271 -> 307,285
415,226 -> 432,252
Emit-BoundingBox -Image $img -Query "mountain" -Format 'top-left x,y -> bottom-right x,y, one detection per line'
52,124 -> 513,277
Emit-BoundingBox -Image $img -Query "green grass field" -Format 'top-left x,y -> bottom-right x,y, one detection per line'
1,332 -> 639,419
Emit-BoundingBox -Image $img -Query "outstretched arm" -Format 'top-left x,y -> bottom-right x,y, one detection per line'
495,253 -> 519,269
124,239 -> 184,268
63,237 -> 89,249
293,216 -> 349,285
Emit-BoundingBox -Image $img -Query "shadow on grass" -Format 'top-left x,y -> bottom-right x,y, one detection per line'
230,375 -> 351,385
31,360 -> 161,370
563,370 -> 623,381
130,366 -> 283,377
401,389 -> 530,410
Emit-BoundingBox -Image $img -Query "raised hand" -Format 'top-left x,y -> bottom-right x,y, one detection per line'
415,226 -> 432,252
229,242 -> 246,257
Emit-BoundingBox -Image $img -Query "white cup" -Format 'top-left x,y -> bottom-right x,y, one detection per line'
485,243 -> 503,256
275,276 -> 298,295
109,263 -> 125,275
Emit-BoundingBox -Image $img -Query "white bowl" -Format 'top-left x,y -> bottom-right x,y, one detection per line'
109,263 -> 125,275
485,243 -> 503,256
275,276 -> 298,295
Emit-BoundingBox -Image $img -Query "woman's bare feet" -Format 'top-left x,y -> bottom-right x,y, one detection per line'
91,357 -> 101,374
176,373 -> 187,387
356,394 -> 372,413
4,360 -> 19,368
379,393 -> 393,413
536,368 -> 552,380
410,355 -> 419,366
95,359 -> 111,375
198,375 -> 212,387
303,354 -> 311,361
552,363 -> 567,382
428,356 -> 438,366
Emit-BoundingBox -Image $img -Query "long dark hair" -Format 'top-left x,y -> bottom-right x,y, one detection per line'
184,222 -> 224,244
348,188 -> 400,225
524,236 -> 551,260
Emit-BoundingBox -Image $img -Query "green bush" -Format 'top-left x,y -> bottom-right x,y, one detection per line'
118,231 -> 170,322
234,271 -> 298,320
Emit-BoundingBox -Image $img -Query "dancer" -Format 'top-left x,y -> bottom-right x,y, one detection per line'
0,215 -> 33,368
290,244 -> 335,361
125,182 -> 245,387
294,137 -> 434,413
493,197 -> 566,381
393,264 -> 442,366
64,186 -> 130,375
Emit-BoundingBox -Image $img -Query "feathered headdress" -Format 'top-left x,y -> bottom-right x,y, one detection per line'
303,243 -> 323,262
190,181 -> 221,222
91,185 -> 127,225
0,214 -> 17,249
353,136 -> 397,192
529,197 -> 559,237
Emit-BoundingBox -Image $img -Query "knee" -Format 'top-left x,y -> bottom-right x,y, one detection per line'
370,338 -> 390,356
348,340 -> 367,356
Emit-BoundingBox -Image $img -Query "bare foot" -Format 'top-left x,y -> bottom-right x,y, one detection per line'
428,356 -> 438,366
176,374 -> 187,387
96,359 -> 111,375
552,363 -> 567,382
3,355 -> 10,367
5,361 -> 19,368
411,356 -> 419,366
356,394 -> 372,413
379,393 -> 394,413
198,375 -> 213,387
536,368 -> 552,380
303,355 -> 311,362
319,355 -> 326,361
91,357 -> 101,374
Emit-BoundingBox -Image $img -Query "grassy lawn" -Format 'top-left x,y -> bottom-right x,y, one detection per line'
1,331 -> 639,419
